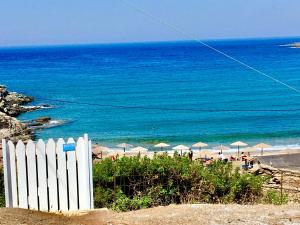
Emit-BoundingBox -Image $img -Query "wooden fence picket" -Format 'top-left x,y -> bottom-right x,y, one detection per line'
46,139 -> 58,212
2,139 -> 11,207
36,139 -> 48,211
7,141 -> 18,207
76,136 -> 90,210
2,134 -> 93,212
67,138 -> 78,211
16,140 -> 28,209
88,140 -> 94,209
56,138 -> 68,211
26,140 -> 38,210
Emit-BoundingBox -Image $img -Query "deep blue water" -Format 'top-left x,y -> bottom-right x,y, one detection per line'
1,38 -> 300,147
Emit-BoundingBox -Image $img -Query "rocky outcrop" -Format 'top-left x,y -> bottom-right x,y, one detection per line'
290,43 -> 300,48
0,85 -> 33,116
24,117 -> 66,130
0,112 -> 33,142
282,42 -> 300,48
0,85 -> 55,142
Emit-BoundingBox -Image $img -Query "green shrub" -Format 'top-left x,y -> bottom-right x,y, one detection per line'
112,191 -> 152,212
94,186 -> 115,208
265,190 -> 288,205
92,155 -> 268,211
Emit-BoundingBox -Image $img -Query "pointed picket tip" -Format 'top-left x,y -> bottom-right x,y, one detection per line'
77,137 -> 84,146
57,138 -> 65,145
37,140 -> 46,148
7,140 -> 15,149
67,138 -> 75,143
26,140 -> 35,147
46,139 -> 56,153
37,139 -> 46,146
47,138 -> 55,145
36,139 -> 46,155
26,140 -> 35,154
16,140 -> 25,148
77,137 -> 84,142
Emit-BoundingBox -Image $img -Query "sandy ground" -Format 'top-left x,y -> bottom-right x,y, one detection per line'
95,146 -> 300,160
1,204 -> 300,225
258,153 -> 300,171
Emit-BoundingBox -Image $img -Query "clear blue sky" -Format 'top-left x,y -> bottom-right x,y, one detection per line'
0,0 -> 299,46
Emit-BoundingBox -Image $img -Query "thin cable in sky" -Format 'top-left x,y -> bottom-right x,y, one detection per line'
119,0 -> 300,95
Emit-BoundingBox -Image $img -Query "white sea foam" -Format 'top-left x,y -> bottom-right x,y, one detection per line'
49,120 -> 61,125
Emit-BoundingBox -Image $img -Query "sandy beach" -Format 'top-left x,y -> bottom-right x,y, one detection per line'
93,144 -> 300,171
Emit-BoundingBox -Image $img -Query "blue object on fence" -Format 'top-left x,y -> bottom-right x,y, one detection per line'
63,143 -> 76,152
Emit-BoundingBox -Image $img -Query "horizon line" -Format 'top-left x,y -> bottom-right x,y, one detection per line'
1,35 -> 300,49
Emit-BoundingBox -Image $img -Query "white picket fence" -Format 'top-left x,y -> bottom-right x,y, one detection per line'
1,134 -> 94,212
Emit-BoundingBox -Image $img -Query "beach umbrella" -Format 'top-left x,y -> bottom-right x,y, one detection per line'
230,141 -> 248,157
130,146 -> 148,154
154,143 -> 170,151
253,143 -> 271,156
172,145 -> 190,156
117,143 -> 133,153
192,142 -> 208,150
213,145 -> 230,154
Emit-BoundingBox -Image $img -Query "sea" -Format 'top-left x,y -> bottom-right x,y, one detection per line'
1,37 -> 300,149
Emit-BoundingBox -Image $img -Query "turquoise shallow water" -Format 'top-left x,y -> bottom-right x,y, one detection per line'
1,38 -> 300,146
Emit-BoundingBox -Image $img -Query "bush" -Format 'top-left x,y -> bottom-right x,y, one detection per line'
265,190 -> 288,205
112,190 -> 152,212
93,155 -> 268,211
94,186 -> 115,208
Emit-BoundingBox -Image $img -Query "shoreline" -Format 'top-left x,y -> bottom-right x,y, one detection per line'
0,84 -> 59,142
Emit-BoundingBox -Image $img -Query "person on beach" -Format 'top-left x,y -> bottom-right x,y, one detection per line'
188,149 -> 193,162
205,157 -> 214,166
241,152 -> 247,161
218,152 -> 225,161
230,155 -> 236,161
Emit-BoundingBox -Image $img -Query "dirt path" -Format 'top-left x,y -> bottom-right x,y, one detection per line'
0,204 -> 300,225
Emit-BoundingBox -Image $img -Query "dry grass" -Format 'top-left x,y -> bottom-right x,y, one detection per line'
1,204 -> 300,225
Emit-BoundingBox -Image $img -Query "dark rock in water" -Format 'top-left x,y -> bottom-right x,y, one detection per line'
34,116 -> 51,124
25,117 -> 67,130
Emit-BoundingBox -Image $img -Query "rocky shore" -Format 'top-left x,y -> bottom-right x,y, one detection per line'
0,85 -> 56,142
282,42 -> 300,48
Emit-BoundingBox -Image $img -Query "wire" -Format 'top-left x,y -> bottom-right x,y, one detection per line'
32,2 -> 300,114
118,0 -> 300,95
37,97 -> 300,113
